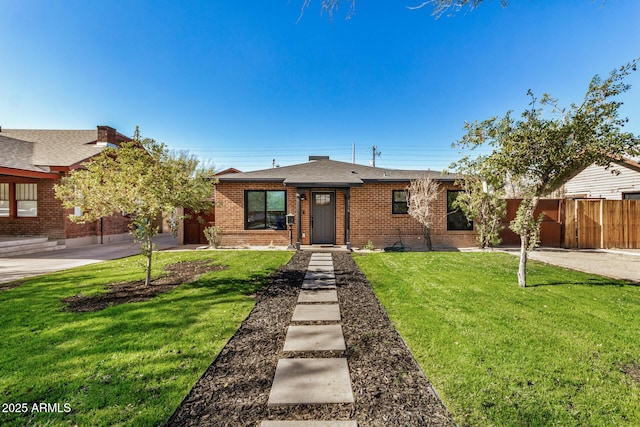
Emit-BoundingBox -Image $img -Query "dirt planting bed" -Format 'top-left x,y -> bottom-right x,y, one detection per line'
63,261 -> 227,312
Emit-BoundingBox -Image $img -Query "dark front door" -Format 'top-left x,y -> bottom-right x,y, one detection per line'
311,191 -> 336,244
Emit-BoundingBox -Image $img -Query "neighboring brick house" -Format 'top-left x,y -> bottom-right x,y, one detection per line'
0,126 -> 133,247
213,156 -> 476,249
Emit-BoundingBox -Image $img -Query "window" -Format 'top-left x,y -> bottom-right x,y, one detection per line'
245,190 -> 286,230
0,182 -> 38,218
0,183 -> 8,217
315,194 -> 331,206
623,192 -> 640,200
16,183 -> 38,217
447,190 -> 473,231
392,190 -> 408,214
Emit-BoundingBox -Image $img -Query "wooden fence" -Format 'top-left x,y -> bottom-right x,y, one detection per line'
499,199 -> 640,249
500,199 -> 564,247
564,199 -> 640,249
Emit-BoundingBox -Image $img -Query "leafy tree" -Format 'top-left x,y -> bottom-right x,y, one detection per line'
55,128 -> 215,286
407,176 -> 441,250
455,59 -> 639,287
451,166 -> 506,248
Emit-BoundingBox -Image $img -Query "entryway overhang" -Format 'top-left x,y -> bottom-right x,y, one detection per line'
293,185 -> 352,251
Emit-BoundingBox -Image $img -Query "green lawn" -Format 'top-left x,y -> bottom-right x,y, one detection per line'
0,250 -> 291,427
355,252 -> 640,427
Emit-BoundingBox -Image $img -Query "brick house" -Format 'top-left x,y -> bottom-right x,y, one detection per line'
213,156 -> 476,249
0,126 -> 133,247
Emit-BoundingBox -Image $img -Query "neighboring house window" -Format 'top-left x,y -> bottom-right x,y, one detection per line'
16,183 -> 37,217
0,183 -> 9,217
245,190 -> 286,230
623,192 -> 640,200
447,190 -> 472,231
392,190 -> 408,214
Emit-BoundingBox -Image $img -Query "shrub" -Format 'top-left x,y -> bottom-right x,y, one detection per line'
362,240 -> 375,251
203,226 -> 223,248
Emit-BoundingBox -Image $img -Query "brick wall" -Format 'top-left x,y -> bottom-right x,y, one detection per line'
97,125 -> 117,144
215,180 -> 477,248
0,175 -> 133,242
214,182 -> 293,246
64,210 -> 131,239
350,182 -> 476,249
0,177 -> 66,239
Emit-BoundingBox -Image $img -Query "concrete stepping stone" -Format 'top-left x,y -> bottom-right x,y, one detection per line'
305,272 -> 335,280
302,279 -> 336,290
307,265 -> 334,272
310,255 -> 332,261
267,358 -> 354,405
292,304 -> 341,322
298,289 -> 338,303
283,325 -> 346,351
261,421 -> 357,427
309,258 -> 333,265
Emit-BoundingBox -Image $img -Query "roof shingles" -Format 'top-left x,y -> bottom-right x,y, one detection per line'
218,158 -> 454,186
0,129 -> 129,174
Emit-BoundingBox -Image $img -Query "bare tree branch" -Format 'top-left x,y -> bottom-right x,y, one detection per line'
407,176 -> 441,250
298,0 -> 356,21
407,0 -> 508,17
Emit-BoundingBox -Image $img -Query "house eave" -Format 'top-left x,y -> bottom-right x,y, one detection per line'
217,177 -> 285,184
0,167 -> 61,179
361,177 -> 456,184
284,182 -> 363,188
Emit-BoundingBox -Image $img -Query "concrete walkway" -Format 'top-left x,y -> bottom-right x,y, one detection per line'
0,234 -> 179,284
263,253 -> 357,427
500,247 -> 640,283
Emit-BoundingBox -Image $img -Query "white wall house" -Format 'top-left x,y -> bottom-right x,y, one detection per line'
563,157 -> 640,200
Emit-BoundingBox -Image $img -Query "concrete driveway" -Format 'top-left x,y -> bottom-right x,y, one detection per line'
503,248 -> 640,283
0,234 -> 180,284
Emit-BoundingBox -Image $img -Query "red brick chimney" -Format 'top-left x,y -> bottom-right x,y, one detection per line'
97,126 -> 117,144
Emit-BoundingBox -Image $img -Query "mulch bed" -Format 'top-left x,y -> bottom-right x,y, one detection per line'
165,252 -> 456,426
63,261 -> 227,312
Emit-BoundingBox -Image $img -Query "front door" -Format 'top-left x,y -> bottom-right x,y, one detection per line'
311,191 -> 336,244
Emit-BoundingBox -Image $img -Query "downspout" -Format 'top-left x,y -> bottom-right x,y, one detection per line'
344,188 -> 351,250
296,191 -> 302,250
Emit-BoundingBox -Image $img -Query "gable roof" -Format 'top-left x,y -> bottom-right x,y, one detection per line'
217,157 -> 455,187
0,127 -> 130,178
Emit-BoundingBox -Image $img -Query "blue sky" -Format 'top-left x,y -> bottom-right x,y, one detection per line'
2,0 -> 639,172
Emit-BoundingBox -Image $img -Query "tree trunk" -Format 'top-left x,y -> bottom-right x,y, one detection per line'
424,225 -> 433,251
517,197 -> 539,288
145,232 -> 153,286
518,234 -> 527,287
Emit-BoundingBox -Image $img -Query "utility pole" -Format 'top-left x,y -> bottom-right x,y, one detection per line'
371,145 -> 381,167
